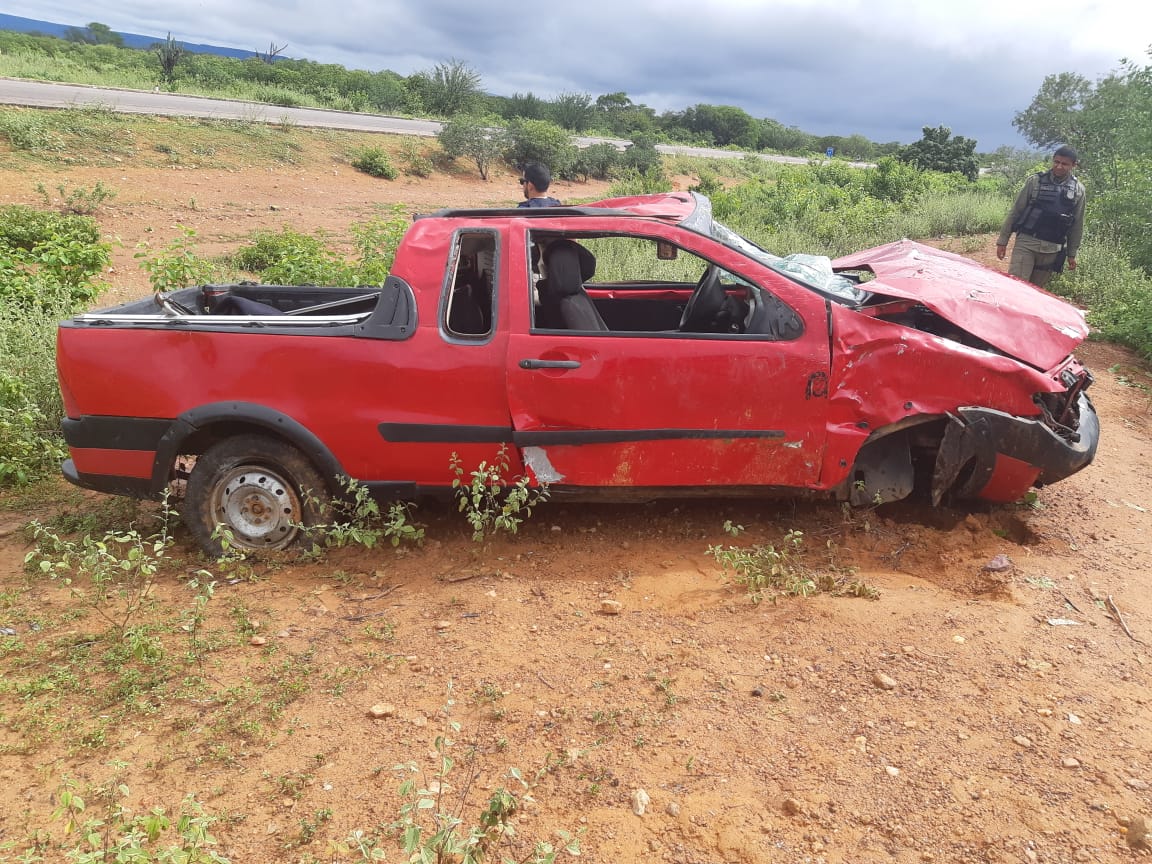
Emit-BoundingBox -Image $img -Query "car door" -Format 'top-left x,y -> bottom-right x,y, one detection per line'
505,232 -> 832,490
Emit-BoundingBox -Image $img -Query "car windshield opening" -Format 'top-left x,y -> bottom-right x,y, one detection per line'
708,220 -> 868,304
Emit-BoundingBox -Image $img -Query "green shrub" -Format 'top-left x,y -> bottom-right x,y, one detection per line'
607,167 -> 673,197
0,370 -> 67,487
618,133 -> 663,177
1088,158 -> 1152,274
505,118 -> 578,179
0,109 -> 62,152
450,445 -> 549,542
0,296 -> 79,486
36,180 -> 117,215
0,204 -> 100,250
0,205 -> 110,308
573,142 -> 621,181
350,205 -> 410,284
232,226 -> 352,285
437,115 -> 509,180
398,139 -> 435,177
250,84 -> 307,107
351,147 -> 398,179
1049,239 -> 1152,356
135,226 -> 217,293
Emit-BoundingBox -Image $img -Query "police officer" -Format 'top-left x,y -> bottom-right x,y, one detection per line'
996,145 -> 1085,287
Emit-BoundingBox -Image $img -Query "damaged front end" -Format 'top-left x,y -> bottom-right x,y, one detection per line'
931,378 -> 1098,505
829,239 -> 1099,507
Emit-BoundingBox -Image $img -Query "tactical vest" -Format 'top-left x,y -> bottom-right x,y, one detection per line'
1013,172 -> 1081,244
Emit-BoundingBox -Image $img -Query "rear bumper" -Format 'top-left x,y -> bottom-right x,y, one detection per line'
62,458 -> 155,497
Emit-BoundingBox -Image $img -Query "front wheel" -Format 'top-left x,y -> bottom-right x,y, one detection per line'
183,434 -> 328,556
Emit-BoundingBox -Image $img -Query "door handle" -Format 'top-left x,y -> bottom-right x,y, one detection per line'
519,358 -> 581,370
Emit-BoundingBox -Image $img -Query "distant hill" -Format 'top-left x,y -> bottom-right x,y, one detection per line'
0,13 -> 264,60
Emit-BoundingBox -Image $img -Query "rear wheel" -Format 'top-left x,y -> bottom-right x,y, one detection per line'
183,434 -> 328,556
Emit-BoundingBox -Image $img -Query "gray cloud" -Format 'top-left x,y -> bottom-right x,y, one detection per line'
11,0 -> 1147,149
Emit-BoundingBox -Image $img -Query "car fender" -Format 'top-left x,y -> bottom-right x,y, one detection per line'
152,401 -> 347,493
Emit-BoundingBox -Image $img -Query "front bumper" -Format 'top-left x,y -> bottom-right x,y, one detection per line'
932,393 -> 1099,504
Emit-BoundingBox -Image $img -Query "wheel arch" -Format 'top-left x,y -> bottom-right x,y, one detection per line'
839,415 -> 948,505
151,402 -> 346,493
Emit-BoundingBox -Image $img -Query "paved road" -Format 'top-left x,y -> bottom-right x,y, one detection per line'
0,78 -> 828,165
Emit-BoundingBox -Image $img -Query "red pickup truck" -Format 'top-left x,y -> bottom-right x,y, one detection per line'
57,192 -> 1098,555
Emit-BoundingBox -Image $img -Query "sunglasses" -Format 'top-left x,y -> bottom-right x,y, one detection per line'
518,178 -> 528,184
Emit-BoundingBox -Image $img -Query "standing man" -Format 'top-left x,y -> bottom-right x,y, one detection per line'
517,162 -> 562,208
996,145 -> 1085,287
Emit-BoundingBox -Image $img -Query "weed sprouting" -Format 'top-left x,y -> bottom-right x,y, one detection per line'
336,682 -> 584,864
47,775 -> 230,863
306,477 -> 425,551
450,445 -> 549,542
35,180 -> 117,215
709,527 -> 879,603
25,499 -> 205,634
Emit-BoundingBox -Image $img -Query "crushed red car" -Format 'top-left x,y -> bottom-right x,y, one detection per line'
57,192 -> 1098,554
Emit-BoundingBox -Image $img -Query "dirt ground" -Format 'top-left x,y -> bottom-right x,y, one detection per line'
1,136 -> 1151,864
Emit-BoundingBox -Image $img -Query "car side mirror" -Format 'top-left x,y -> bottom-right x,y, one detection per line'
657,241 -> 678,261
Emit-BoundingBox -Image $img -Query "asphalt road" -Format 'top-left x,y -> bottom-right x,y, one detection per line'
0,78 -> 816,164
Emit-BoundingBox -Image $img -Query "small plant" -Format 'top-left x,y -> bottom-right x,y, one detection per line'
708,529 -> 811,604
36,180 -> 117,215
135,225 -> 216,294
449,445 -> 549,542
1017,490 -> 1044,511
655,675 -> 680,707
385,683 -> 580,864
351,147 -> 398,179
25,500 -> 191,633
722,519 -> 744,537
47,775 -> 230,863
308,477 -> 425,550
399,139 -> 434,177
710,527 -> 878,603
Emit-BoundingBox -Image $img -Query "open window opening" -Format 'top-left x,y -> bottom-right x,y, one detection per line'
444,232 -> 497,339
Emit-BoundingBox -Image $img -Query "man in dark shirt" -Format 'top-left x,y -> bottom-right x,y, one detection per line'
518,162 -> 562,208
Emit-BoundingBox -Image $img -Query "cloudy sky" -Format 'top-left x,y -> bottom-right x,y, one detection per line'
7,0 -> 1150,149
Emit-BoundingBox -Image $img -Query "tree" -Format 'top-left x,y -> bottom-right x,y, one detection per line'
1014,62 -> 1152,187
1012,72 -> 1094,149
549,92 -> 595,133
437,116 -> 510,180
677,104 -> 759,149
572,142 -> 621,181
504,119 -> 578,180
494,92 -> 547,121
407,59 -> 482,117
896,125 -> 978,180
595,92 -> 657,138
256,41 -> 288,64
153,33 -> 185,87
64,22 -> 124,47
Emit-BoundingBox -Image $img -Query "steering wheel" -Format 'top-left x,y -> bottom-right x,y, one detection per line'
679,264 -> 723,331
154,291 -> 195,317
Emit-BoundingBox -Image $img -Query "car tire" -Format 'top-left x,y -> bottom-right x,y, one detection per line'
183,434 -> 328,557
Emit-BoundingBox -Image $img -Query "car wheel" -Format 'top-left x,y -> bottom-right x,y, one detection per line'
183,434 -> 328,557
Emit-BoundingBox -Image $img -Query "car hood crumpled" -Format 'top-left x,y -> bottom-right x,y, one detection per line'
832,240 -> 1088,370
